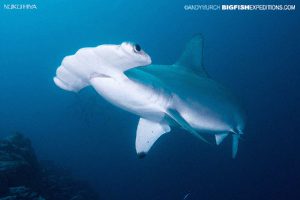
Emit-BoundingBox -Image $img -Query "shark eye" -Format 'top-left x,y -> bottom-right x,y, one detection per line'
133,44 -> 141,53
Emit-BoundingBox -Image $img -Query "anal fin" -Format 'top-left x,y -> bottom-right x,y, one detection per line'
215,133 -> 228,145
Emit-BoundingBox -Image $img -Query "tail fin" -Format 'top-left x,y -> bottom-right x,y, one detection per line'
232,134 -> 240,158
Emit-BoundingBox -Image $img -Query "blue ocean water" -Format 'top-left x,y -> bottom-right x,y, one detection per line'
0,0 -> 299,199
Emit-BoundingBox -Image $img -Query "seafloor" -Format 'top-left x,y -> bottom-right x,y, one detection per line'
0,133 -> 99,200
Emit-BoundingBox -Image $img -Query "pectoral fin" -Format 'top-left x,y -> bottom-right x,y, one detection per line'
166,109 -> 209,144
135,118 -> 170,158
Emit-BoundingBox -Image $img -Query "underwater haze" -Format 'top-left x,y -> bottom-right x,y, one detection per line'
0,0 -> 299,199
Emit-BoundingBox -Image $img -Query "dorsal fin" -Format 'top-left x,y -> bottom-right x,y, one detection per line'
175,34 -> 208,77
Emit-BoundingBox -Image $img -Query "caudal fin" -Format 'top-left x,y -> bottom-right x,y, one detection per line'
232,134 -> 240,158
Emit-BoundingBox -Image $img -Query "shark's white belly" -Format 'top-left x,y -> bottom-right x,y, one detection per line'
173,96 -> 234,133
170,87 -> 244,135
90,77 -> 170,122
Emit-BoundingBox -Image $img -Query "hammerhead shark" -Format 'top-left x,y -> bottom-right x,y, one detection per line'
54,34 -> 245,158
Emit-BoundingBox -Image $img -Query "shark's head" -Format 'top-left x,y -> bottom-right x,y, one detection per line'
119,42 -> 151,67
54,41 -> 152,92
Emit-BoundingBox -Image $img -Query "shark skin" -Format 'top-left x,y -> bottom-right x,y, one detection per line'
54,35 -> 245,158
